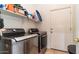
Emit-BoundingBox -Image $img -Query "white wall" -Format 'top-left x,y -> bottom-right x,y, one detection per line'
74,5 -> 79,53
1,5 -> 36,33
1,4 -> 76,49
13,4 -> 79,51
75,5 -> 79,36
33,4 -> 73,48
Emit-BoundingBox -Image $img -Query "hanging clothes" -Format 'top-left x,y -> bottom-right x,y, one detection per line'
35,10 -> 42,22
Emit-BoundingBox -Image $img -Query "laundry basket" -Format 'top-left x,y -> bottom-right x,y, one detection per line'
67,45 -> 76,54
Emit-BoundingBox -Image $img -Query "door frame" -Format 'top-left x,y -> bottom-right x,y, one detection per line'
49,6 -> 76,50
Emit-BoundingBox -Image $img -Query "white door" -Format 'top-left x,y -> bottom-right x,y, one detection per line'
50,8 -> 73,51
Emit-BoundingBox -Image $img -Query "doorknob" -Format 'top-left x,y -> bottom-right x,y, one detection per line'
50,28 -> 53,33
70,27 -> 72,32
50,28 -> 53,30
50,31 -> 53,33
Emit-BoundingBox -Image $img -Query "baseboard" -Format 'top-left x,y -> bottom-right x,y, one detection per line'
51,48 -> 68,53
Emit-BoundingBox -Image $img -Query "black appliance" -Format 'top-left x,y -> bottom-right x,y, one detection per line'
2,28 -> 25,37
28,28 -> 47,53
0,18 -> 4,29
28,28 -> 39,34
